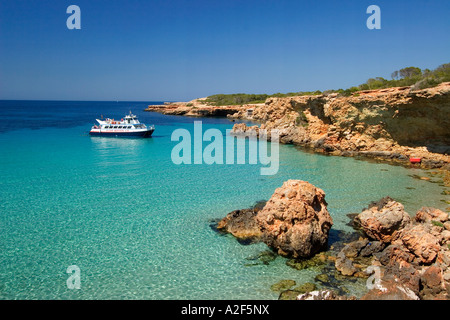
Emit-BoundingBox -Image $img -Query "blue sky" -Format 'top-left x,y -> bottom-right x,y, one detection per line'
0,0 -> 449,101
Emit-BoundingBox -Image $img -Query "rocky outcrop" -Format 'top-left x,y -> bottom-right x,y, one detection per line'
214,181 -> 450,300
145,97 -> 258,118
416,207 -> 450,223
353,197 -> 411,243
360,279 -> 420,300
400,224 -> 441,264
215,180 -> 333,259
256,180 -> 333,258
334,198 -> 450,300
229,83 -> 450,169
145,84 -> 450,168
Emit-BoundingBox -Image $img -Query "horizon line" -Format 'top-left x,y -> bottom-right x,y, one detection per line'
0,99 -> 175,103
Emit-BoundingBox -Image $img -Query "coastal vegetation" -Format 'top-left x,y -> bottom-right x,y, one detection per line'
354,63 -> 450,91
295,111 -> 308,127
204,63 -> 450,105
204,94 -> 269,106
204,91 -> 322,106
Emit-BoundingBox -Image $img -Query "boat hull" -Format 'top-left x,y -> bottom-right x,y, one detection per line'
89,129 -> 154,138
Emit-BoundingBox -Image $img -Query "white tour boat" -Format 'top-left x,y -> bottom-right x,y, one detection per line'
89,112 -> 154,137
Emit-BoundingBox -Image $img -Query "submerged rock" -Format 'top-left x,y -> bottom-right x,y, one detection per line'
285,252 -> 329,270
216,208 -> 262,243
245,250 -> 277,266
270,279 -> 296,292
279,282 -> 318,300
293,282 -> 317,294
314,273 -> 330,285
278,290 -> 301,300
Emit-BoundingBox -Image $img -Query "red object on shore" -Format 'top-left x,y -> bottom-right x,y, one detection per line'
409,157 -> 421,164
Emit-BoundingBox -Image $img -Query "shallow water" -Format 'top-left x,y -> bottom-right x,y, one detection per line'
0,101 -> 447,299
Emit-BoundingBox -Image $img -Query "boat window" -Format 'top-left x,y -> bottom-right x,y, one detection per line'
114,126 -> 118,129
128,126 -> 132,129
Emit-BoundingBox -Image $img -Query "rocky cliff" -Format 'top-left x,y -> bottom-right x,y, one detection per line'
145,97 -> 257,117
229,83 -> 450,168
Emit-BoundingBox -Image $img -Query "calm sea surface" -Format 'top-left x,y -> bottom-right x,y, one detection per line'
0,100 -> 447,299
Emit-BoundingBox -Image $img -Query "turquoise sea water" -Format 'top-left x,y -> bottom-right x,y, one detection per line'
0,101 -> 448,300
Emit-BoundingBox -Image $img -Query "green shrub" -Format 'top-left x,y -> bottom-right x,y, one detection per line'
296,111 -> 308,127
431,220 -> 444,227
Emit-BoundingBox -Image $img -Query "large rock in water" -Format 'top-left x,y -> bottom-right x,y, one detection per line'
256,180 -> 333,258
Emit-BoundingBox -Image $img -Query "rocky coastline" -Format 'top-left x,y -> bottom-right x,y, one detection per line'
146,98 -> 257,118
228,83 -> 450,170
149,85 -> 450,299
146,83 -> 450,170
148,84 -> 450,299
213,180 -> 450,300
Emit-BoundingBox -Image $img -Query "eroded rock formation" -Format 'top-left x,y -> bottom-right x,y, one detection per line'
335,199 -> 450,300
229,83 -> 450,168
256,180 -> 333,258
216,180 -> 333,259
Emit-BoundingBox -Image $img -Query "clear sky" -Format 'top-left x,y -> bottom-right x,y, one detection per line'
0,0 -> 449,101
